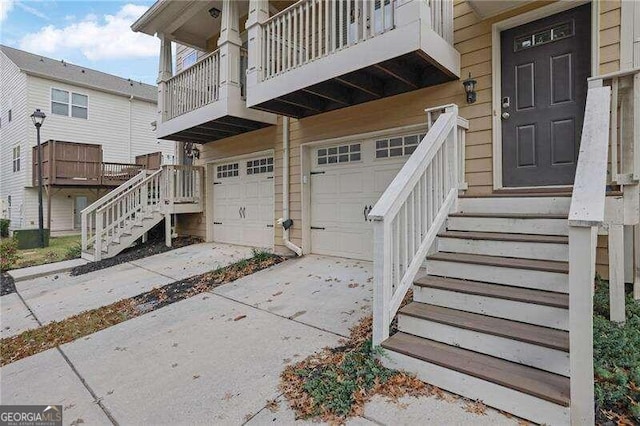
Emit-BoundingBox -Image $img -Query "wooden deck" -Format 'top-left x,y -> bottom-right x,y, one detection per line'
33,140 -> 147,187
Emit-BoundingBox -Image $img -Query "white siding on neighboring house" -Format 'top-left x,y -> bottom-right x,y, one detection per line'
25,75 -> 173,165
0,51 -> 29,229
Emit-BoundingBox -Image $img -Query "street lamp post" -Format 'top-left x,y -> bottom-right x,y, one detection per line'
30,109 -> 46,248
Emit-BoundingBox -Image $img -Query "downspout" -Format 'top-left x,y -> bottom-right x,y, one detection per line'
281,117 -> 302,256
128,95 -> 134,161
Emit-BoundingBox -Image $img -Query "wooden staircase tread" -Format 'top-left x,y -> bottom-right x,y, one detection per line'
438,231 -> 568,244
427,252 -> 569,274
414,275 -> 569,308
400,302 -> 569,352
381,332 -> 570,407
449,212 -> 567,219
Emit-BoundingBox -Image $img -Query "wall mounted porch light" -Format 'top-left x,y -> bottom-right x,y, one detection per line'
462,73 -> 477,104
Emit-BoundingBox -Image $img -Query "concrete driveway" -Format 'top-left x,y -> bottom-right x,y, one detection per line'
1,253 -> 515,425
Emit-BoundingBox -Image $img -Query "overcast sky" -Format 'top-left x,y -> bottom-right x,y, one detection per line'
0,0 -> 162,85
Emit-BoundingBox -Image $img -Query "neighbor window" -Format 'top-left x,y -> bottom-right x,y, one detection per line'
51,88 -> 88,119
12,146 -> 20,172
182,51 -> 197,70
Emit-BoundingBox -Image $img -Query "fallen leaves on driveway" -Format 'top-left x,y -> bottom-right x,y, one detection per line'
279,315 -> 435,425
1,253 -> 285,366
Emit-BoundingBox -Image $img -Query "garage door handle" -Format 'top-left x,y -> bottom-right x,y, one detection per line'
213,222 -> 222,225
311,226 -> 325,230
363,206 -> 368,222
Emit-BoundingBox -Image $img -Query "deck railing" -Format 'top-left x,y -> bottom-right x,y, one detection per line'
163,165 -> 203,205
369,104 -> 465,346
101,162 -> 144,185
166,50 -> 221,120
259,0 -> 452,81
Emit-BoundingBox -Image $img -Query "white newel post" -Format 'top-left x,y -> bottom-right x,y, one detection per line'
372,220 -> 392,346
568,225 -> 596,426
157,34 -> 173,123
246,0 -> 269,92
218,0 -> 242,103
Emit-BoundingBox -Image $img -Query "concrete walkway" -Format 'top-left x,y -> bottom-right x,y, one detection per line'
1,252 -> 517,425
2,243 -> 254,336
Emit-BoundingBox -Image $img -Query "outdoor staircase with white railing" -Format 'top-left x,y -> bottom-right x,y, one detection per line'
369,75 -> 638,425
81,165 -> 203,261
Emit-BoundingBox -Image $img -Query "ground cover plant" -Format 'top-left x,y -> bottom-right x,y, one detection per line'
1,251 -> 284,366
593,279 -> 640,425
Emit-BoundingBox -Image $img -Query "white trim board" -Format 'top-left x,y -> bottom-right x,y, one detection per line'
491,1 -> 598,190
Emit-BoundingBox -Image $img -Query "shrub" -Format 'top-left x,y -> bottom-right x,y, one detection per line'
0,219 -> 9,238
593,279 -> 640,423
0,239 -> 20,271
64,242 -> 82,260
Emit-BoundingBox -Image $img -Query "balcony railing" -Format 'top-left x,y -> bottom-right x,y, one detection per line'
165,50 -> 221,120
33,140 -> 145,187
259,0 -> 452,81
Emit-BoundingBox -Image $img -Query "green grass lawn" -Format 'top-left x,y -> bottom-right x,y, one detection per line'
15,235 -> 82,269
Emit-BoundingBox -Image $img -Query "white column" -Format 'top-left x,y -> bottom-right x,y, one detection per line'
568,225 -> 596,426
157,34 -> 173,123
218,0 -> 243,103
394,0 -> 430,28
608,223 -> 626,323
246,0 -> 269,92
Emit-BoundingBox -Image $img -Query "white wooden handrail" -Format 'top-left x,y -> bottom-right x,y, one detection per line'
567,85 -> 611,425
370,104 -> 464,346
81,170 -> 148,254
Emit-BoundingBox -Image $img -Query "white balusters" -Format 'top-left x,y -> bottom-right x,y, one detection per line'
369,104 -> 464,345
165,50 -> 221,120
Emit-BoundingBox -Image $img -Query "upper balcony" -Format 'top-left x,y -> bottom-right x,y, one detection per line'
245,0 -> 460,118
132,0 -> 278,144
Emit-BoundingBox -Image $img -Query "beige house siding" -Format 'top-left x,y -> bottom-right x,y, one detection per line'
185,0 -> 621,269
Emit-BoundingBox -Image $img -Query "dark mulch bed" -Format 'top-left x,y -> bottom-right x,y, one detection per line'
1,253 -> 285,366
1,273 -> 16,296
71,236 -> 202,276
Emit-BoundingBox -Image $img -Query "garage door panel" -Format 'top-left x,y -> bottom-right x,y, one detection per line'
310,132 -> 421,260
212,155 -> 274,249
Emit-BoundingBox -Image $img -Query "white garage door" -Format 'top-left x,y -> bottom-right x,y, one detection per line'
310,131 -> 426,260
212,155 -> 274,248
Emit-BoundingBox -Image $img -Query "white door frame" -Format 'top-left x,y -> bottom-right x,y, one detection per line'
205,149 -> 275,244
299,123 -> 428,255
491,0 -> 599,190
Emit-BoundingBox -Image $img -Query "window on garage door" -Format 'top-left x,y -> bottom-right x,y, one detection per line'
316,143 -> 361,165
375,132 -> 426,158
216,163 -> 239,178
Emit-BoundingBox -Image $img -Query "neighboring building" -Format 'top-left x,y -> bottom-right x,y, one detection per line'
0,45 -> 176,232
128,1 -> 637,423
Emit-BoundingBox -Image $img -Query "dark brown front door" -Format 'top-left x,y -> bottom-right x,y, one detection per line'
501,4 -> 591,187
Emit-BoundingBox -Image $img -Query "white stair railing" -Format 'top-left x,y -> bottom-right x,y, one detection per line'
567,85 -> 611,424
369,104 -> 465,346
93,169 -> 164,261
81,170 -> 148,256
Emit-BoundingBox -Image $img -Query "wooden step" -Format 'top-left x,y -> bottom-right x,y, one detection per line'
449,212 -> 567,219
414,275 -> 568,308
400,302 -> 568,352
381,332 -> 570,407
438,231 -> 568,244
427,252 -> 569,274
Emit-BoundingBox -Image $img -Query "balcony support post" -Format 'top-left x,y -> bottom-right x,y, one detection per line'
394,0 -> 430,28
157,34 -> 173,122
218,0 -> 243,103
246,0 -> 269,91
